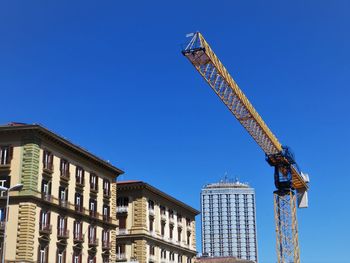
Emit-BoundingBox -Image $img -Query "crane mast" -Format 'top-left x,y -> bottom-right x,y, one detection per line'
182,32 -> 309,263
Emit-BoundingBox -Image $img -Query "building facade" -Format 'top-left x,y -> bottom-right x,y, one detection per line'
0,123 -> 123,263
116,181 -> 199,263
201,179 -> 257,262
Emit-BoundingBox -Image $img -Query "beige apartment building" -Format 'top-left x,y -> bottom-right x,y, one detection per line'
116,181 -> 199,263
0,123 -> 123,263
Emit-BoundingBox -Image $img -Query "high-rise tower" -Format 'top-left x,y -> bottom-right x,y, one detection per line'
201,178 -> 258,262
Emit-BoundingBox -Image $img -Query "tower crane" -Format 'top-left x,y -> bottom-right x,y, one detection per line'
182,32 -> 309,263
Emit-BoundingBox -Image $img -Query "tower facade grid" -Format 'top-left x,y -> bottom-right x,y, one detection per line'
201,180 -> 258,262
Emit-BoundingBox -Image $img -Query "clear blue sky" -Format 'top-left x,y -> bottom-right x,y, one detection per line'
1,1 -> 349,262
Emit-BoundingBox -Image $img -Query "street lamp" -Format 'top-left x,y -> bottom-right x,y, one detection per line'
0,183 -> 23,263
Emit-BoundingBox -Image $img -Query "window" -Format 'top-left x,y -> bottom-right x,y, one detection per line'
41,180 -> 51,195
187,257 -> 192,263
73,221 -> 83,240
102,229 -> 110,245
58,186 -> 68,207
178,255 -> 183,263
88,225 -> 97,243
169,210 -> 174,219
43,150 -> 53,170
178,228 -> 182,242
161,222 -> 165,236
40,210 -> 50,231
161,249 -> 167,259
170,252 -> 175,261
117,244 -> 125,259
103,179 -> 110,196
72,252 -> 82,263
87,255 -> 96,263
90,173 -> 98,191
57,216 -> 67,236
187,232 -> 191,245
56,250 -> 66,263
169,225 -> 174,239
0,146 -> 12,165
149,245 -> 155,256
75,193 -> 83,212
148,200 -> 154,210
177,214 -> 182,223
0,208 -> 5,222
0,178 -> 9,197
117,197 -> 129,207
186,218 -> 191,227
103,205 -> 110,221
149,217 -> 154,232
60,159 -> 69,178
160,206 -> 166,215
118,216 -> 126,229
38,245 -> 48,263
89,199 -> 97,217
75,166 -> 84,185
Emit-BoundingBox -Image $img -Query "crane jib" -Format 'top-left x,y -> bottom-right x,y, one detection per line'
182,32 -> 308,191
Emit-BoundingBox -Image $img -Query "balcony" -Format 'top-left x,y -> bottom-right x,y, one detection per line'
117,206 -> 128,214
57,228 -> 69,239
60,171 -> 70,182
89,210 -> 98,218
73,233 -> 84,243
161,213 -> 167,221
118,228 -> 128,235
90,184 -> 98,194
75,204 -> 84,213
59,199 -> 69,208
148,208 -> 155,216
76,179 -> 85,188
0,221 -> 5,231
41,193 -> 53,202
103,215 -> 112,223
42,165 -> 54,177
103,189 -> 110,199
116,253 -> 126,261
88,238 -> 99,247
39,224 -> 52,235
102,241 -> 111,250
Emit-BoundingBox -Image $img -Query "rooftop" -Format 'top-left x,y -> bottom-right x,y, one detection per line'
117,180 -> 200,215
204,177 -> 250,189
0,122 -> 124,176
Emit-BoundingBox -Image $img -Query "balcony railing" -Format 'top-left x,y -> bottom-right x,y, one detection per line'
102,241 -> 111,250
118,228 -> 128,235
57,228 -> 69,239
116,253 -> 126,260
90,184 -> 98,193
88,237 -> 99,247
0,221 -> 5,230
149,208 -> 154,216
103,189 -> 110,198
75,204 -> 84,213
39,224 -> 52,235
76,179 -> 85,188
161,213 -> 167,221
73,232 -> 84,243
117,206 -> 128,213
60,171 -> 70,181
59,199 -> 69,208
103,215 -> 112,223
149,255 -> 156,262
41,193 -> 53,202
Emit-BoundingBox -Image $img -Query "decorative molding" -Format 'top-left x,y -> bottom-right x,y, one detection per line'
15,202 -> 37,262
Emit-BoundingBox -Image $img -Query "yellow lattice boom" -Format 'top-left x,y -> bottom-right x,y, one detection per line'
182,32 -> 308,190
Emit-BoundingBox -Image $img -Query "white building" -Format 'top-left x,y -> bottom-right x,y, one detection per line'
201,179 -> 258,262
